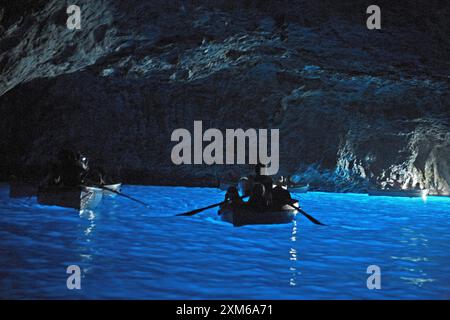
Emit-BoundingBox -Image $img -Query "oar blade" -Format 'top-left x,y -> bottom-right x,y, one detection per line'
177,195 -> 249,217
299,208 -> 326,226
86,183 -> 150,208
176,209 -> 202,216
288,203 -> 326,226
177,202 -> 222,216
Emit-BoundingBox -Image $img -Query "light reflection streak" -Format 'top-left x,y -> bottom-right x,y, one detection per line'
289,220 -> 298,286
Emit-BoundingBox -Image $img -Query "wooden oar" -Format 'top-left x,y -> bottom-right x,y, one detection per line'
177,195 -> 249,216
83,182 -> 150,208
287,201 -> 326,226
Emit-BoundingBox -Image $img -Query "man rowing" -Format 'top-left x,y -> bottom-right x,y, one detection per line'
225,164 -> 294,212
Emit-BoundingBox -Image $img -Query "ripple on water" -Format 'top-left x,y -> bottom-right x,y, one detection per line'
0,185 -> 449,299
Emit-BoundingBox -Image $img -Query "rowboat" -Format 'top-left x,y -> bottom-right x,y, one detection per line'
9,181 -> 121,198
368,188 -> 429,198
288,184 -> 309,193
9,181 -> 38,198
218,201 -> 299,227
37,186 -> 103,211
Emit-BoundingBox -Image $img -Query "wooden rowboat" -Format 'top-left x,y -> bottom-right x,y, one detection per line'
368,188 -> 429,198
9,181 -> 38,198
37,186 -> 103,211
218,201 -> 299,227
9,181 -> 121,198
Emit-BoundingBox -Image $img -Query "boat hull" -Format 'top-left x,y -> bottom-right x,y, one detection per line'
368,188 -> 428,198
219,202 -> 299,227
102,183 -> 122,196
288,185 -> 309,193
9,181 -> 38,198
9,181 -> 120,199
37,186 -> 103,211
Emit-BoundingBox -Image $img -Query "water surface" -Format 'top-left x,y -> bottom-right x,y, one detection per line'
0,184 -> 449,299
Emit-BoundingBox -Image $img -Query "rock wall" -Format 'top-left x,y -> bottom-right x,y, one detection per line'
0,0 -> 449,194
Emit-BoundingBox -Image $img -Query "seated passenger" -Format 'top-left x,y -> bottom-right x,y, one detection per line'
247,183 -> 268,212
272,181 -> 292,210
224,186 -> 244,210
87,166 -> 106,185
253,163 -> 273,195
57,149 -> 89,186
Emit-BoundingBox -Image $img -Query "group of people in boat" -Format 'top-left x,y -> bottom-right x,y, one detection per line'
223,163 -> 294,212
41,149 -> 106,188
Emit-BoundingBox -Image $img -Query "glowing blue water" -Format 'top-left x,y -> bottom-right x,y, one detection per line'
0,184 -> 449,299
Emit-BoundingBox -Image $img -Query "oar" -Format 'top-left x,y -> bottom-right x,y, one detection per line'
177,195 -> 249,216
83,182 -> 150,208
287,201 -> 326,226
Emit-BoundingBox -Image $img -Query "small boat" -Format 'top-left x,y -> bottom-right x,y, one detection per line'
9,181 -> 121,198
368,188 -> 429,198
9,181 -> 38,198
37,186 -> 103,211
101,183 -> 122,196
218,201 -> 299,227
288,184 -> 309,193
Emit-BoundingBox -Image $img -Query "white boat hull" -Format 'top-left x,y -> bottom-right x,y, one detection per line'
368,188 -> 429,198
288,185 -> 309,193
102,183 -> 122,196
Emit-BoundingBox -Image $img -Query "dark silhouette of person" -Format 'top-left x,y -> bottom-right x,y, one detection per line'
56,149 -> 89,186
247,182 -> 268,212
87,166 -> 106,185
244,163 -> 274,210
272,177 -> 293,210
224,186 -> 244,208
253,163 -> 273,195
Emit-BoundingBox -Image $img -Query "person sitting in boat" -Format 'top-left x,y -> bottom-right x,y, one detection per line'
39,150 -> 75,187
40,163 -> 62,187
247,163 -> 273,204
275,175 -> 288,188
77,152 -> 89,172
247,182 -> 269,212
57,149 -> 90,186
224,186 -> 244,208
254,163 -> 273,190
87,166 -> 106,185
272,177 -> 293,210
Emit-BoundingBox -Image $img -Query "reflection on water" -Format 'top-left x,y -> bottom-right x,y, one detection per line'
80,210 -> 96,238
391,226 -> 436,288
0,185 -> 449,299
78,210 -> 96,264
289,220 -> 298,287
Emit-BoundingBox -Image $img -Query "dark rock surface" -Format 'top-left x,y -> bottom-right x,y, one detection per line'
0,0 -> 449,194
